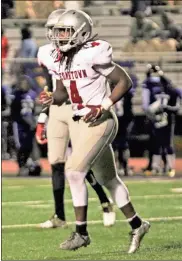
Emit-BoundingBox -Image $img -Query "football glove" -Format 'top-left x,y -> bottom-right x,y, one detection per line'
35,113 -> 48,145
39,86 -> 53,106
36,123 -> 47,145
83,105 -> 103,123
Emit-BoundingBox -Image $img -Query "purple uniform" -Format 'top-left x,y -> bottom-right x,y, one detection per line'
11,87 -> 37,169
142,75 -> 181,172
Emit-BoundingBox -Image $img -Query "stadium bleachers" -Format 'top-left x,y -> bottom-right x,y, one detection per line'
2,5 -> 182,114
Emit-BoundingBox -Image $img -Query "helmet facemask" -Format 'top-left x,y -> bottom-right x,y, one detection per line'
52,22 -> 91,52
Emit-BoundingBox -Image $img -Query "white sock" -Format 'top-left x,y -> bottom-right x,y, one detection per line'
166,154 -> 175,169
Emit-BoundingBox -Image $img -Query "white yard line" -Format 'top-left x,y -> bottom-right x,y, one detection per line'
171,188 -> 182,193
2,177 -> 182,187
2,216 -> 182,229
2,193 -> 182,206
5,186 -> 25,189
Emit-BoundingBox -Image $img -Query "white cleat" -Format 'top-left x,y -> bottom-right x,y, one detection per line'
103,211 -> 116,227
40,220 -> 54,228
167,169 -> 176,178
39,214 -> 67,229
128,221 -> 150,254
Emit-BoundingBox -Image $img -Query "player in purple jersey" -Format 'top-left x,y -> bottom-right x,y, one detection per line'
142,64 -> 182,177
11,75 -> 42,176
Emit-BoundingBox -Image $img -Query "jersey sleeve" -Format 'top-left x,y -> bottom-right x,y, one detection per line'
92,41 -> 115,76
37,47 -> 43,66
37,46 -> 59,79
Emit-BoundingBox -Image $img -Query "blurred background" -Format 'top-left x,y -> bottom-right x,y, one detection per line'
1,0 -> 182,177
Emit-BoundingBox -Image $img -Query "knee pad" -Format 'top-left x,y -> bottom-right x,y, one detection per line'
104,176 -> 130,208
66,170 -> 86,185
65,170 -> 87,207
51,163 -> 65,191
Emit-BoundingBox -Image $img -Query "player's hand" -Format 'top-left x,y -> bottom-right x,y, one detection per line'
83,105 -> 103,123
39,86 -> 53,106
35,123 -> 47,145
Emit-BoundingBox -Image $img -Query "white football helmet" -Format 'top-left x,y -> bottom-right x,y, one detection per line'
45,9 -> 65,40
52,9 -> 93,52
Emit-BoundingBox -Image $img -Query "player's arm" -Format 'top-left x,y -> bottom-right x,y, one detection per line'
39,79 -> 68,106
94,62 -> 132,111
52,79 -> 69,105
106,63 -> 132,106
36,79 -> 68,144
84,63 -> 132,123
36,55 -> 53,144
41,64 -> 53,92
84,42 -> 132,123
37,65 -> 54,117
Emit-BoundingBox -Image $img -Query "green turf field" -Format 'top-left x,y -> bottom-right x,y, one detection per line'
2,177 -> 182,260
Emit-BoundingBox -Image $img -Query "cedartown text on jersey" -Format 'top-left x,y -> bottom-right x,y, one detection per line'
58,70 -> 88,80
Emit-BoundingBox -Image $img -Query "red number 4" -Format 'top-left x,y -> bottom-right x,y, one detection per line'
70,80 -> 83,103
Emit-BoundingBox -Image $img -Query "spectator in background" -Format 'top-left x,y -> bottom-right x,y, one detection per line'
168,0 -> 182,5
2,0 -> 14,18
25,0 -> 37,18
12,26 -> 38,79
53,1 -> 65,9
16,1 -> 65,19
84,0 -> 92,7
159,12 -> 182,51
2,85 -> 11,160
124,11 -> 160,52
19,26 -> 38,58
1,28 -> 9,77
130,0 -> 152,17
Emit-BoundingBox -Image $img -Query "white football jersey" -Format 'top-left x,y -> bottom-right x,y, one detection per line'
37,43 -> 59,91
53,40 -> 115,116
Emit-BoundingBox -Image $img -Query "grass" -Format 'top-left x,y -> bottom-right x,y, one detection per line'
2,176 -> 182,260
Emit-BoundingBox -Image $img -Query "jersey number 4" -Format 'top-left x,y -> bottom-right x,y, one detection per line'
70,80 -> 83,103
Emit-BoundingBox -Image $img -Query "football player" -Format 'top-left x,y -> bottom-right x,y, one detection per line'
36,9 -> 116,229
2,84 -> 11,160
11,75 -> 41,176
39,10 -> 150,253
142,64 -> 182,177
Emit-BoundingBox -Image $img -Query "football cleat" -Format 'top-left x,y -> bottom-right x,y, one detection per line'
128,221 -> 150,254
118,167 -> 134,177
102,201 -> 116,227
40,214 -> 67,229
167,169 -> 176,178
17,166 -> 29,176
60,232 -> 91,250
142,168 -> 152,176
29,165 -> 42,176
151,168 -> 162,176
